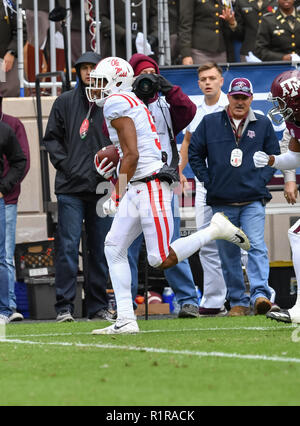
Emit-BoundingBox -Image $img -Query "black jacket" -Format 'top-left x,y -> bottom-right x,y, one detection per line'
254,8 -> 300,60
0,121 -> 26,195
43,52 -> 110,196
232,0 -> 277,56
100,0 -> 158,59
178,0 -> 232,58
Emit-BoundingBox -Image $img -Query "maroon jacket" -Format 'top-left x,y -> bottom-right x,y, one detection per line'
1,99 -> 30,204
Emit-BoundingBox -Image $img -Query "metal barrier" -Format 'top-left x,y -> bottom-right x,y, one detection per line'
15,0 -> 171,96
15,0 -> 89,94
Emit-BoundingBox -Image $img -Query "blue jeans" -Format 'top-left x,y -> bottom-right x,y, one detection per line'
212,202 -> 272,307
128,195 -> 198,308
5,203 -> 17,310
55,194 -> 113,317
0,198 -> 11,317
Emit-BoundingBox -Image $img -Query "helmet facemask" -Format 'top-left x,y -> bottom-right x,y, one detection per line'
269,70 -> 300,124
268,92 -> 293,124
86,75 -> 111,106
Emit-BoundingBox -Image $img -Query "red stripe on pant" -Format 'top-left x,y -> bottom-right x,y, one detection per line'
147,180 -> 168,263
155,179 -> 170,249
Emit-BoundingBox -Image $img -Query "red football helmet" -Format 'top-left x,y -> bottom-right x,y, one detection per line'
268,69 -> 300,124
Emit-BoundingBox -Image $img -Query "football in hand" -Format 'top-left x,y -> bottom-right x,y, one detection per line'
96,145 -> 119,167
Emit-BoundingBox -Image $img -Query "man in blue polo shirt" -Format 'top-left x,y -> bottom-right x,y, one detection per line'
189,77 -> 280,316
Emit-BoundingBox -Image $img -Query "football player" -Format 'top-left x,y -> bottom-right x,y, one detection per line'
253,69 -> 300,324
87,56 -> 250,334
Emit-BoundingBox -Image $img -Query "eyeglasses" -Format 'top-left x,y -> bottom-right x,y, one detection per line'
230,85 -> 252,94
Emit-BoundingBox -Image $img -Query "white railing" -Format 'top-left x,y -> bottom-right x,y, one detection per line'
15,0 -> 171,96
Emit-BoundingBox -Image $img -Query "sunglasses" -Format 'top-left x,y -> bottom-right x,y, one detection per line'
230,85 -> 252,94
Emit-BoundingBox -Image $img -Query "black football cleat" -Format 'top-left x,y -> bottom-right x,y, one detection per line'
266,309 -> 292,323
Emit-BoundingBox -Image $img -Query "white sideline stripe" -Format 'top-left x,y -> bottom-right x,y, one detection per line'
1,338 -> 300,364
6,324 -> 297,339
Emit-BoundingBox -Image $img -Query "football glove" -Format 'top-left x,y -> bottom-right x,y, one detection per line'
102,192 -> 120,215
94,154 -> 116,179
253,151 -> 270,168
157,75 -> 173,95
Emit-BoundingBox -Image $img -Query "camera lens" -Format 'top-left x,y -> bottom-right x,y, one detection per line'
133,74 -> 159,102
139,78 -> 154,94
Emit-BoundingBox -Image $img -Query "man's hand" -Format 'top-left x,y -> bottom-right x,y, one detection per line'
284,181 -> 298,205
179,172 -> 188,188
102,192 -> 120,215
3,51 -> 15,72
179,172 -> 190,196
220,7 -> 236,27
0,192 -> 3,198
157,75 -> 173,95
282,54 -> 292,61
253,151 -> 271,168
94,154 -> 116,180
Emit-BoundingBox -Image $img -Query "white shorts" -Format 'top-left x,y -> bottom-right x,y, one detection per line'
105,179 -> 174,268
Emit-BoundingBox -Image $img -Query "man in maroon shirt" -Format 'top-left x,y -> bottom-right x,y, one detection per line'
1,96 -> 30,321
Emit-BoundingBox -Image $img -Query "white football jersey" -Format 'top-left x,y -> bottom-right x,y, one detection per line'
103,92 -> 163,180
148,98 -> 173,166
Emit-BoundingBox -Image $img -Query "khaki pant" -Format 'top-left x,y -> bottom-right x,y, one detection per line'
191,48 -> 227,65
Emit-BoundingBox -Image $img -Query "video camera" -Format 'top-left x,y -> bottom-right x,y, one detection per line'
132,74 -> 160,104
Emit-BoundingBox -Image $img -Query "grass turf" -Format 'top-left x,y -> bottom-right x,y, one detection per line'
1,315 -> 300,406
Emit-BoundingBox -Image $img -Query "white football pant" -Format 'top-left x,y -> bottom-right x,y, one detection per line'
104,179 -> 173,321
288,219 -> 300,309
195,181 -> 227,309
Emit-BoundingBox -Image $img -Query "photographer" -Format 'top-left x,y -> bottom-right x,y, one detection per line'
127,54 -> 199,318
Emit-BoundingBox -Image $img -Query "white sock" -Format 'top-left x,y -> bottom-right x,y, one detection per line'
290,290 -> 300,315
104,245 -> 136,321
289,290 -> 300,322
294,291 -> 300,308
170,228 -> 212,264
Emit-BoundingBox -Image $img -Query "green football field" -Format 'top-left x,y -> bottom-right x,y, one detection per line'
1,315 -> 300,406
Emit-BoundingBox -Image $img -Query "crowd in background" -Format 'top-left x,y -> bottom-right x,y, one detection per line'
1,0 -> 300,97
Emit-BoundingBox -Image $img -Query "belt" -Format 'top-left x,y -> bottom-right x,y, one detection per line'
130,172 -> 158,184
227,201 -> 252,206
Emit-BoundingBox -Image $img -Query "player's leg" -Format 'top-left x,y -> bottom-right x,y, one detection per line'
163,195 -> 199,317
128,233 -> 144,307
92,189 -> 141,335
139,180 -> 250,272
163,211 -> 250,270
267,218 -> 300,323
140,179 -> 174,270
288,223 -> 300,322
84,205 -> 113,320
